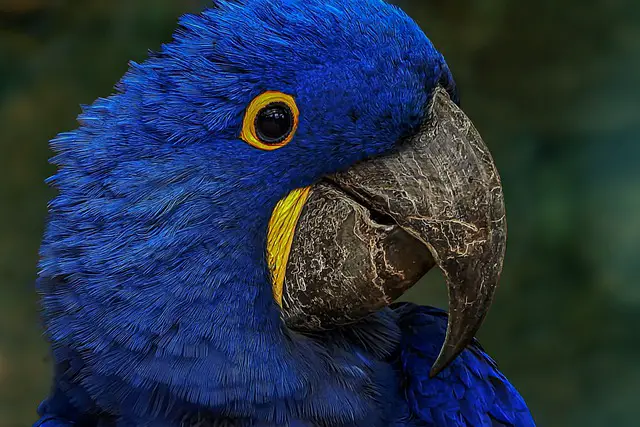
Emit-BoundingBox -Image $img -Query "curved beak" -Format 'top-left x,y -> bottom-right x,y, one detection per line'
281,87 -> 507,376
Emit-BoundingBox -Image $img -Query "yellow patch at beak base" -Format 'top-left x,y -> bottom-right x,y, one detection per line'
267,186 -> 312,306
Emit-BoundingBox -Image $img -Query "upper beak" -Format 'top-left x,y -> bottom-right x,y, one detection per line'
281,87 -> 507,376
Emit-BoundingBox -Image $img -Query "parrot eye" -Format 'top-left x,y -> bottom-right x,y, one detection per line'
241,91 -> 299,151
255,103 -> 293,144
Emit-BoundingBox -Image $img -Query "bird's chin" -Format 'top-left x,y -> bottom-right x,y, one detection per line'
276,87 -> 507,375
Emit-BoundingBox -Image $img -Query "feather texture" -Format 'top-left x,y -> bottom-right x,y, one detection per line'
393,304 -> 535,427
35,0 -> 532,425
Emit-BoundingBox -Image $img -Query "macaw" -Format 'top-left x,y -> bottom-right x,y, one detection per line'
34,0 -> 535,426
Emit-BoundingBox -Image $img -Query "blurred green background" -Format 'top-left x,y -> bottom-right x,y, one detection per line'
1,0 -> 639,426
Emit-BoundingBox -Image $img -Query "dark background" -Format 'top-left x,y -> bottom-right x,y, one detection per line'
1,1 -> 639,426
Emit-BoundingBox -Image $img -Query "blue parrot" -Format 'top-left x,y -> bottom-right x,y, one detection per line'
34,0 -> 535,426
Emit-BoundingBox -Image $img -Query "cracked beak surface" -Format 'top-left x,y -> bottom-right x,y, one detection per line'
280,88 -> 507,375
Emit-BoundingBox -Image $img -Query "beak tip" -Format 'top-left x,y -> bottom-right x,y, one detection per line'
429,345 -> 460,378
429,366 -> 442,379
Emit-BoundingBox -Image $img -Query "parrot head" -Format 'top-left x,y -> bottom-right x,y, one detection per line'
40,0 -> 506,384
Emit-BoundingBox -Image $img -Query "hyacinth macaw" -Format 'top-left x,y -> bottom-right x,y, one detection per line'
34,0 -> 535,426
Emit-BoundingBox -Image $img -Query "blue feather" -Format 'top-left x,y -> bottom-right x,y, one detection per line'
35,0 -> 531,425
394,304 -> 535,426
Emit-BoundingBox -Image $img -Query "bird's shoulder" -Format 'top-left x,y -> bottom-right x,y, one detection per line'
392,303 -> 535,427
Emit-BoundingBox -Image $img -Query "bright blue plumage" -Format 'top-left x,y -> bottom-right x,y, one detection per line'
35,0 -> 534,425
394,304 -> 534,426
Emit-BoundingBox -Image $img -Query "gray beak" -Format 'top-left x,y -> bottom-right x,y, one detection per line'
281,87 -> 507,376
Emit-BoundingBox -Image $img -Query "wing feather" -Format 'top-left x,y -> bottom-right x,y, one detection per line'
393,303 -> 535,427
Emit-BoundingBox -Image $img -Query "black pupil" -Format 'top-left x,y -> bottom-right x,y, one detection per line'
255,102 -> 293,144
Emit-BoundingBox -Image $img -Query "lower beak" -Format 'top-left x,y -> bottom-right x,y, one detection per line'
281,87 -> 507,376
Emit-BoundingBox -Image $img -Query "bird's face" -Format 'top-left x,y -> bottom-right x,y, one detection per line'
148,0 -> 440,195
45,0 -> 505,375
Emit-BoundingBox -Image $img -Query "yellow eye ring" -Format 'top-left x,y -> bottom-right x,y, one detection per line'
240,91 -> 299,151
